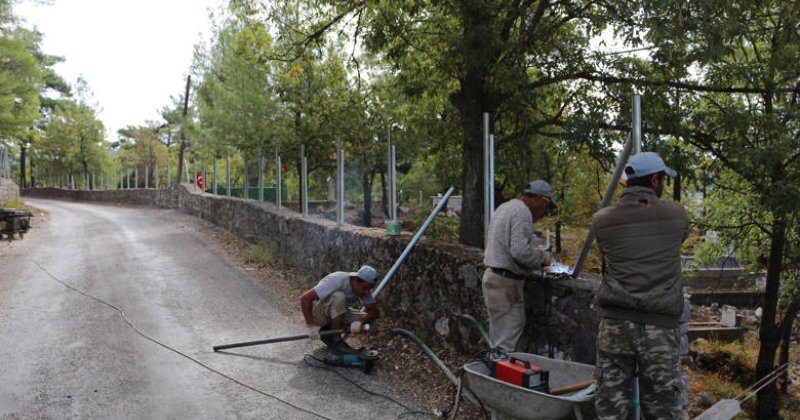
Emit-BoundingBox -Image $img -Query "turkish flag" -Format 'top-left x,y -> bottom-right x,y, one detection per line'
282,163 -> 288,174
196,173 -> 204,189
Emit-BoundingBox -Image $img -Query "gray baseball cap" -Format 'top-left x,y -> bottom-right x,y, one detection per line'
523,180 -> 557,209
350,265 -> 378,283
625,152 -> 677,179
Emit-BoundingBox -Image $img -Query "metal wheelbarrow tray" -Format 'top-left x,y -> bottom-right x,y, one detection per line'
464,352 -> 594,420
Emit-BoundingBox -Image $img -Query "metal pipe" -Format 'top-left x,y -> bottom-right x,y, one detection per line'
155,164 -> 159,189
259,149 -> 264,201
135,166 -> 138,188
213,159 -> 218,195
571,133 -> 634,279
489,133 -> 495,222
193,158 -> 198,191
391,144 -> 397,221
301,145 -> 309,216
276,150 -> 282,208
145,165 -> 149,189
213,329 -> 349,352
373,186 -> 456,299
633,94 -> 642,154
226,157 -> 231,197
337,145 -> 344,225
387,127 -> 394,221
483,112 -> 491,246
243,154 -> 249,199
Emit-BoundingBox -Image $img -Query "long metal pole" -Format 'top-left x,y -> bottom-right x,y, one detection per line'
226,156 -> 231,197
387,127 -> 395,221
489,133 -> 495,223
213,159 -> 218,195
155,164 -> 160,189
301,145 -> 309,216
391,144 -> 397,221
259,149 -> 264,201
483,112 -> 491,246
373,186 -> 456,299
276,149 -> 282,208
571,133 -> 634,279
633,94 -> 642,154
167,160 -> 171,187
243,154 -> 249,199
193,158 -> 198,191
213,328 -> 350,352
337,142 -> 344,225
145,165 -> 149,189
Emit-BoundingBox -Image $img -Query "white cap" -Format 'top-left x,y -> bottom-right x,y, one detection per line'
350,265 -> 378,283
625,152 -> 677,179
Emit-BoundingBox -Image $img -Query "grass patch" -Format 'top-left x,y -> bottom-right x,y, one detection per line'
245,239 -> 275,266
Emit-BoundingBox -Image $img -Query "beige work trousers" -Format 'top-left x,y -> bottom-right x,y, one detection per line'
312,291 -> 364,327
482,269 -> 526,352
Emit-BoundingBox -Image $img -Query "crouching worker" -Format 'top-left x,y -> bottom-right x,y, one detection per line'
300,265 -> 380,355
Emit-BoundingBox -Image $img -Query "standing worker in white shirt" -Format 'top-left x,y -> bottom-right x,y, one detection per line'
482,180 -> 556,352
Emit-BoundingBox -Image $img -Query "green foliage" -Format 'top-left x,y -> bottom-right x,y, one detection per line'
0,25 -> 42,138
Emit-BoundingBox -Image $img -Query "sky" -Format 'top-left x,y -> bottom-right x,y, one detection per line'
15,0 -> 222,141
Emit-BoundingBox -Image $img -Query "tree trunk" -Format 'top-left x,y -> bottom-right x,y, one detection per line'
673,171 -> 682,202
755,215 -> 786,419
362,169 -> 373,227
19,145 -> 27,188
778,294 -> 800,394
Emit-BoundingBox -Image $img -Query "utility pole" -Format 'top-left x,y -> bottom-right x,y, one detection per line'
175,76 -> 191,186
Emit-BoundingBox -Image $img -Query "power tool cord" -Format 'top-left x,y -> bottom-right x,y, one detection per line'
302,354 -> 435,419
33,260 -> 332,420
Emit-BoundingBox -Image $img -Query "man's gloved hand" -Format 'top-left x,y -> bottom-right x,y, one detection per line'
349,320 -> 363,334
307,324 -> 321,340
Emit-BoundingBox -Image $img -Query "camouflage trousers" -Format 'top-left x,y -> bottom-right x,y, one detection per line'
595,318 -> 682,420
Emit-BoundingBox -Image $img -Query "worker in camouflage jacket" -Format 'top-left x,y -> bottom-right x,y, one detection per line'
592,152 -> 690,419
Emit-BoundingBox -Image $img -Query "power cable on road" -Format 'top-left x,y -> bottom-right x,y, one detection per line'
33,260 -> 333,420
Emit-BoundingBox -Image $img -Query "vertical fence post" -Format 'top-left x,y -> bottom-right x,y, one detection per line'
387,127 -> 395,221
276,149 -> 282,208
337,140 -> 344,225
259,149 -> 264,202
633,93 -> 642,154
301,145 -> 309,216
489,133 -> 495,222
226,156 -> 231,197
483,112 -> 491,246
243,154 -> 249,199
213,158 -> 218,195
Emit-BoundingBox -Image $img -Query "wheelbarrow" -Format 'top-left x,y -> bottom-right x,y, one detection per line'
393,314 -> 595,420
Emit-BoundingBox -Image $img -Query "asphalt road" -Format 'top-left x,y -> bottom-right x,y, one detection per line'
0,198 -> 415,419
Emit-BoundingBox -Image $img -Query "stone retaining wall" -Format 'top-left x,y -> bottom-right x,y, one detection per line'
23,185 -> 601,363
0,178 -> 20,204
